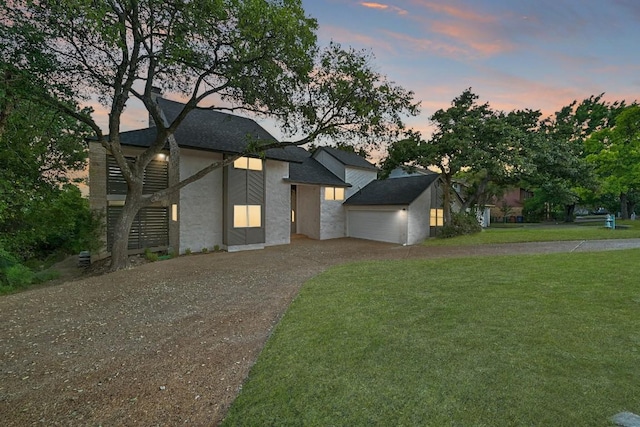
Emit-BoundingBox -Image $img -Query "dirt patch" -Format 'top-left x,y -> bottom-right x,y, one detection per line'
2,236 -> 640,426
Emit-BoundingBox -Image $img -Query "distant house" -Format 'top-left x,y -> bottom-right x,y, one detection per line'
491,187 -> 533,222
89,94 -> 449,256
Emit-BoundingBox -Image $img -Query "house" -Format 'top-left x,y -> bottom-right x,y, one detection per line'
490,187 -> 533,222
89,94 -> 447,256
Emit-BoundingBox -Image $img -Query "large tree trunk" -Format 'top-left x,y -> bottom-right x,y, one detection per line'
620,193 -> 629,220
110,185 -> 144,271
442,174 -> 453,225
564,203 -> 575,223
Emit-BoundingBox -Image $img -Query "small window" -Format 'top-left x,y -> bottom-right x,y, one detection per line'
234,205 -> 262,228
233,156 -> 263,171
324,187 -> 345,201
430,208 -> 444,227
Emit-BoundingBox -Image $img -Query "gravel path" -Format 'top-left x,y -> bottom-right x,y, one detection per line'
2,236 -> 640,426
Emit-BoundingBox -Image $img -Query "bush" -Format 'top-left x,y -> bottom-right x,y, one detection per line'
1,184 -> 104,260
144,248 -> 159,262
439,211 -> 482,239
5,264 -> 34,288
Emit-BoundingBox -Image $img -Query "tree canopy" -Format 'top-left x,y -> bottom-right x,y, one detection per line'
383,89 -> 536,223
586,105 -> 640,218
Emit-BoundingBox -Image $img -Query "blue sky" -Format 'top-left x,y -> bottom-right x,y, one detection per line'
302,0 -> 640,137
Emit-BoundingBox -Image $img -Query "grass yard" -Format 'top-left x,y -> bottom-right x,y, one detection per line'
223,250 -> 640,426
425,220 -> 640,247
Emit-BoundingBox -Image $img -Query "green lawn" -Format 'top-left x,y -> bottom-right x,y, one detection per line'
424,220 -> 640,246
223,250 -> 640,426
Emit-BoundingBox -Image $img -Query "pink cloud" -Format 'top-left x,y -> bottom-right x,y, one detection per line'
402,2 -> 518,58
429,21 -> 514,56
418,1 -> 495,23
318,24 -> 395,53
381,29 -> 469,58
359,2 -> 408,15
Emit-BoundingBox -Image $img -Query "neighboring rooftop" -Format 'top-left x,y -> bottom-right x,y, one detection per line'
118,98 -> 310,163
344,174 -> 439,205
314,146 -> 378,171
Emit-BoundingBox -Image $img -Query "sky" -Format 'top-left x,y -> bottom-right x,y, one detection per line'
301,0 -> 640,138
101,1 -> 640,148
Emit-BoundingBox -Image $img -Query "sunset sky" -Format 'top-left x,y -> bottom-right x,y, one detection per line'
104,1 -> 640,145
303,0 -> 640,137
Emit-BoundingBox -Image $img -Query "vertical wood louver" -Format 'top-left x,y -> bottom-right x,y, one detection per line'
106,155 -> 170,251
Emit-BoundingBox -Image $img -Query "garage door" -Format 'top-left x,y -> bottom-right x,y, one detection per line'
347,209 -> 405,244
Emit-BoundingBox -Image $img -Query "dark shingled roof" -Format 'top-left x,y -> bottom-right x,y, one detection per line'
118,98 -> 310,163
314,146 -> 378,171
286,157 -> 350,187
344,174 -> 439,205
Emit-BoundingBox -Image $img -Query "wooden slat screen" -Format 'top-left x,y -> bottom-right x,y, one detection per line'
107,156 -> 168,195
107,206 -> 169,251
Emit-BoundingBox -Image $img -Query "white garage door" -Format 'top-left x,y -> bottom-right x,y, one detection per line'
347,209 -> 405,244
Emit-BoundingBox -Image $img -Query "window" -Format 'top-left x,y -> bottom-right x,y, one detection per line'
234,205 -> 261,228
324,187 -> 345,201
233,156 -> 263,171
430,208 -> 444,226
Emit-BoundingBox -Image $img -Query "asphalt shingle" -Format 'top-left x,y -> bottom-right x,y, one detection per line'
344,174 -> 439,205
118,98 -> 310,163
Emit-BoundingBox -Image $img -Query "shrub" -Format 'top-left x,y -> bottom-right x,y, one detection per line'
144,248 -> 159,262
439,211 -> 482,239
201,247 -> 209,254
213,245 -> 220,252
184,248 -> 192,255
5,264 -> 35,288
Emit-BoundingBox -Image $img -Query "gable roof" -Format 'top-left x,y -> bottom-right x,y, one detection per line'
344,174 -> 440,206
118,98 -> 309,163
286,157 -> 350,187
313,146 -> 378,171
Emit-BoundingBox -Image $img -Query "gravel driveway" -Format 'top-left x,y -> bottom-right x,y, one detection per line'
2,236 -> 640,426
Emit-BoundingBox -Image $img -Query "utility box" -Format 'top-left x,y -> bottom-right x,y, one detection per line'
78,251 -> 91,268
605,214 -> 616,229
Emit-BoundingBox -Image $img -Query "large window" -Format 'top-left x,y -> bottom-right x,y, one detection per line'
324,187 -> 345,201
233,156 -> 263,171
430,208 -> 444,226
234,205 -> 262,228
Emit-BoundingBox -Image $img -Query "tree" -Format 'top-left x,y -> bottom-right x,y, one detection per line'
586,105 -> 640,219
1,56 -> 97,259
522,95 -> 628,222
2,1 -> 419,270
382,89 -> 534,224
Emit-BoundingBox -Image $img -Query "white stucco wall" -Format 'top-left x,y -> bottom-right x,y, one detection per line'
296,185 -> 321,239
344,167 -> 377,198
407,187 -> 432,245
319,187 -> 346,240
265,160 -> 291,246
179,150 -> 223,253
